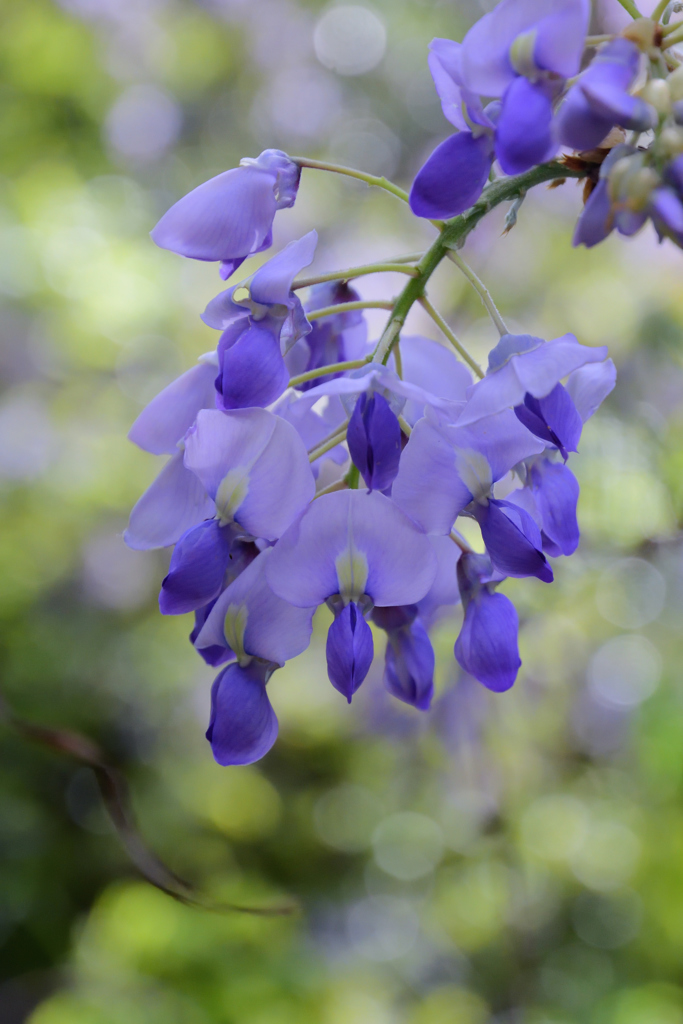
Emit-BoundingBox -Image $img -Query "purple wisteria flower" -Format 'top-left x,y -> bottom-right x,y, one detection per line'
125,406 -> 314,552
556,39 -> 655,152
372,605 -> 435,710
286,281 -> 370,388
410,0 -> 590,219
454,552 -> 521,692
151,149 -> 300,279
266,490 -> 437,701
201,231 -> 317,409
196,549 -> 316,764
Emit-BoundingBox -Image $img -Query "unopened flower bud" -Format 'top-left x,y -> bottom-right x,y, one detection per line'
658,125 -> 683,156
621,17 -> 658,51
667,65 -> 683,102
641,78 -> 671,115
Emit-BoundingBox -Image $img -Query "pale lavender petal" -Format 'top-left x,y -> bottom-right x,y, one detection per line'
461,0 -> 589,96
391,414 -> 472,534
207,662 -> 278,766
428,38 -> 468,130
417,535 -> 462,620
196,549 -> 315,666
393,335 -> 472,425
151,165 -> 277,262
409,131 -> 494,220
564,359 -> 616,422
201,289 -> 249,331
128,361 -> 217,455
184,408 -> 315,540
249,230 -> 318,307
125,449 -> 215,550
265,489 -> 437,608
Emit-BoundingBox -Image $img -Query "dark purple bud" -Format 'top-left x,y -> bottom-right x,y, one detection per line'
573,179 -> 614,248
454,588 -> 521,692
347,391 -> 402,493
296,282 -> 368,391
326,602 -> 374,702
494,78 -> 556,176
474,499 -> 553,583
383,618 -> 435,710
159,519 -> 235,615
216,322 -> 289,410
665,153 -> 683,195
191,598 -> 234,667
371,604 -> 418,632
206,661 -> 278,766
513,382 -> 582,459
673,101 -> 683,127
530,459 -> 580,557
409,131 -> 494,220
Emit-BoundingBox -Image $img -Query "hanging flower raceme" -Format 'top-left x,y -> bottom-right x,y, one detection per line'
150,149 -> 300,279
120,0 -> 634,767
265,490 -> 437,702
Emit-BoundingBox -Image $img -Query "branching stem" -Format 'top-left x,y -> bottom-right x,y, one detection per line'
289,359 -> 369,388
447,250 -> 509,336
308,423 -> 348,462
372,160 -> 586,366
614,0 -> 642,17
293,263 -> 419,290
307,300 -> 394,321
293,157 -> 410,204
418,296 -> 484,378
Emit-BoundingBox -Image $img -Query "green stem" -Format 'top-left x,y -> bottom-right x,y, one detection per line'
308,424 -> 348,463
289,359 -> 369,388
614,0 -> 642,17
418,296 -> 484,378
653,0 -> 672,20
393,340 -> 403,379
446,250 -> 509,336
307,300 -> 394,322
314,478 -> 348,499
585,33 -> 615,45
398,414 -> 412,436
663,23 -> 683,45
372,160 -> 585,366
293,157 -> 410,204
293,262 -> 419,290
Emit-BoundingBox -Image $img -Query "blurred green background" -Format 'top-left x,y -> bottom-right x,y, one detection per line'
1,0 -> 683,1021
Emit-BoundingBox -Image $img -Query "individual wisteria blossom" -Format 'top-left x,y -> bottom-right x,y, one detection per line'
410,0 -> 590,218
201,231 -> 317,409
265,490 -> 437,701
195,550 -> 316,764
150,149 -> 300,279
556,39 -> 656,152
122,0 -> 641,766
454,552 -> 521,692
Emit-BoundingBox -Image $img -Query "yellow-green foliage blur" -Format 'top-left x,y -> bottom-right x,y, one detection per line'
1,1 -> 683,1023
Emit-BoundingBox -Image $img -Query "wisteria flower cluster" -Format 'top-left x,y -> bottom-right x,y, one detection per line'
123,0 -> 683,766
